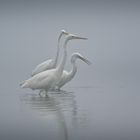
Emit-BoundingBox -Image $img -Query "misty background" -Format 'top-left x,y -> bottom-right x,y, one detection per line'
0,0 -> 140,140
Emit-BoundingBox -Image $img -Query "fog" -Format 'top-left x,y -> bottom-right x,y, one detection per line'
0,0 -> 140,140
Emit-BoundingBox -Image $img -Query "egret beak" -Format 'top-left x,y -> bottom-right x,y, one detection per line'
74,36 -> 88,40
62,30 -> 88,39
64,31 -> 69,35
72,34 -> 88,40
79,56 -> 92,65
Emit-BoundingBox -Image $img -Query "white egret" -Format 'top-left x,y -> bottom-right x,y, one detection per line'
31,30 -> 69,76
21,34 -> 87,96
54,53 -> 91,90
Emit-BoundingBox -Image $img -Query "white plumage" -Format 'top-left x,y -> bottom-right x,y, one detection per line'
21,34 -> 87,96
31,30 -> 69,76
55,53 -> 91,90
31,59 -> 54,76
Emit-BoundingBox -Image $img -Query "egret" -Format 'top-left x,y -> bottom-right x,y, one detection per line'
21,34 -> 87,96
31,30 -> 69,76
54,53 -> 91,90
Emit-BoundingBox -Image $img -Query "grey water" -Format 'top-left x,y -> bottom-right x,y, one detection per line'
0,0 -> 140,140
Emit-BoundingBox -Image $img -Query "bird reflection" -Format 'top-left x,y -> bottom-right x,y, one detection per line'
20,90 -> 78,140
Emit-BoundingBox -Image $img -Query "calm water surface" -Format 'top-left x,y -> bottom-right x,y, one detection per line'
0,85 -> 140,140
0,1 -> 140,140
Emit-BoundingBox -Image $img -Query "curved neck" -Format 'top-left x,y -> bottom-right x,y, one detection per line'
54,33 -> 63,67
56,38 -> 69,75
68,61 -> 77,80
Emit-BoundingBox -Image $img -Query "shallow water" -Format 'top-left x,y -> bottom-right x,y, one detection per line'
0,85 -> 140,140
0,0 -> 140,140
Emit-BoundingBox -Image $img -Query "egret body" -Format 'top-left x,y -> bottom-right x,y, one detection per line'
55,53 -> 91,90
31,30 -> 69,76
21,35 -> 87,96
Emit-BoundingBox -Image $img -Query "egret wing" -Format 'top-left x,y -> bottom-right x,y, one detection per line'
31,59 -> 54,76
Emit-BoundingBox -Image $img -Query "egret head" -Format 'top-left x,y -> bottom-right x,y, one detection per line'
67,34 -> 88,41
61,29 -> 69,35
58,29 -> 69,43
71,53 -> 91,65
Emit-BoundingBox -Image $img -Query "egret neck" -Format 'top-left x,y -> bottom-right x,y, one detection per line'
67,61 -> 77,80
53,33 -> 62,67
56,37 -> 69,77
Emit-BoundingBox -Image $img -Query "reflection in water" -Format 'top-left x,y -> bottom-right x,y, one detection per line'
20,90 -> 81,140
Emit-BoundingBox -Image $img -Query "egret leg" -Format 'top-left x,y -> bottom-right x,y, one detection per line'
44,89 -> 49,98
39,90 -> 46,97
54,86 -> 61,91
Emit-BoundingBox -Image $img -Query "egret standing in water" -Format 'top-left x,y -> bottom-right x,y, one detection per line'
31,30 -> 69,76
54,53 -> 91,90
21,34 -> 87,97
